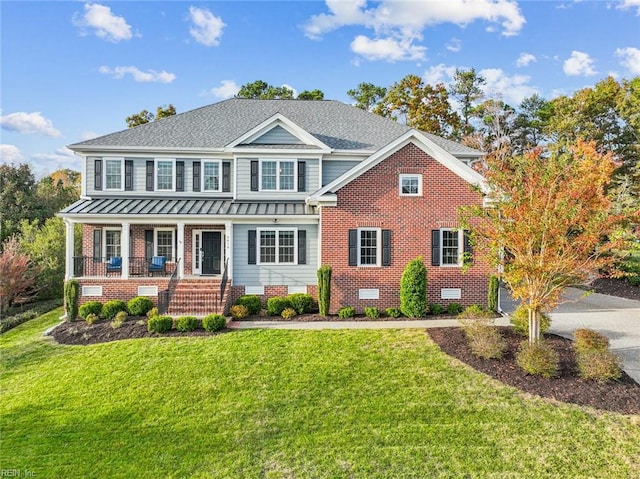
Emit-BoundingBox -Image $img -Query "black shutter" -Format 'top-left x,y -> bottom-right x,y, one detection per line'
193,161 -> 201,192
124,160 -> 133,191
93,229 -> 102,262
431,230 -> 440,266
222,162 -> 231,192
250,161 -> 259,191
145,230 -> 153,261
382,229 -> 391,266
248,230 -> 257,264
94,159 -> 102,191
146,161 -> 154,191
176,161 -> 184,192
348,229 -> 358,266
297,161 -> 306,192
298,230 -> 306,265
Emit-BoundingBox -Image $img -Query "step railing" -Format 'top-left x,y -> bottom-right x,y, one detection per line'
158,259 -> 180,314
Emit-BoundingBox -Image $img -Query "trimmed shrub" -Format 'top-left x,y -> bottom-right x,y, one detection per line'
229,304 -> 249,320
458,304 -> 495,319
64,280 -> 80,322
447,303 -> 463,315
459,317 -> 506,359
400,257 -> 428,318
574,328 -> 609,354
101,300 -> 127,320
488,275 -> 500,312
338,306 -> 356,318
385,307 -> 401,318
147,315 -> 173,333
202,314 -> 226,332
516,341 -> 559,377
79,301 -> 103,319
287,293 -> 315,314
281,307 -> 297,320
364,306 -> 380,319
0,298 -> 63,333
510,306 -> 551,337
266,297 -> 291,316
576,349 -> 622,382
147,307 -> 159,319
85,313 -> 99,325
111,311 -> 127,329
234,295 -> 262,315
176,315 -> 199,332
127,296 -> 154,316
429,304 -> 445,315
317,264 -> 332,317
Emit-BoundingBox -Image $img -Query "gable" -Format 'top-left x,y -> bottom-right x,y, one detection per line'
248,125 -> 303,145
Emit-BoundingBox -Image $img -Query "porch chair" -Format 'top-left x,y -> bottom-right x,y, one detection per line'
148,256 -> 167,276
106,256 -> 122,274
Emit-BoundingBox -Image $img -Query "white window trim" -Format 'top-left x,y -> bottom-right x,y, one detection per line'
258,159 -> 297,192
202,159 -> 222,192
104,157 -> 125,191
440,228 -> 463,267
192,229 -> 224,275
154,227 -> 175,262
358,227 -> 381,267
399,174 -> 422,197
256,227 -> 298,265
103,227 -> 122,260
155,159 -> 176,192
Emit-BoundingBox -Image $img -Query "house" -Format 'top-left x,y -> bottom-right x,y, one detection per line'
59,98 -> 491,315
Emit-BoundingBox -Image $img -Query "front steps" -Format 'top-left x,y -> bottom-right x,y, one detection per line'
165,278 -> 229,316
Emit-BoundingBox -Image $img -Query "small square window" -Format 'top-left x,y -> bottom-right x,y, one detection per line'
399,174 -> 422,196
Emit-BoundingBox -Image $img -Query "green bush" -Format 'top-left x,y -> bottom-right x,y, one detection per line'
574,328 -> 610,354
235,295 -> 262,315
281,307 -> 297,320
488,275 -> 500,312
458,304 -> 494,319
64,279 -> 79,322
147,315 -> 173,333
202,314 -> 226,332
287,293 -> 315,314
317,264 -> 332,316
576,349 -> 622,382
85,313 -> 99,325
175,316 -> 199,332
447,303 -> 463,315
0,298 -> 63,333
510,306 -> 551,337
147,307 -> 159,319
621,259 -> 640,286
127,296 -> 154,316
385,307 -> 401,318
516,341 -> 559,378
459,317 -> 506,359
266,297 -> 291,316
229,304 -> 249,320
400,257 -> 428,318
364,306 -> 380,319
429,304 -> 445,315
338,306 -> 356,318
79,301 -> 103,319
111,311 -> 127,329
101,300 -> 127,320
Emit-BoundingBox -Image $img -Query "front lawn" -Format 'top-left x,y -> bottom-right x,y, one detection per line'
1,309 -> 639,478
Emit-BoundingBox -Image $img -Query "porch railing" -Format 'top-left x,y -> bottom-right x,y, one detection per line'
72,257 -> 174,278
220,258 -> 229,305
158,259 -> 180,315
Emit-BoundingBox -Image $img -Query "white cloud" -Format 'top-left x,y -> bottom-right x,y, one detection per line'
81,131 -> 101,141
99,66 -> 176,83
0,112 -> 61,137
0,144 -> 25,164
188,6 -> 225,46
351,35 -> 426,62
446,38 -> 462,53
73,3 -> 133,42
423,63 -> 458,85
615,47 -> 640,74
617,0 -> 640,14
563,50 -> 597,76
480,68 -> 538,105
32,147 -> 79,165
208,80 -> 240,99
516,52 -> 536,67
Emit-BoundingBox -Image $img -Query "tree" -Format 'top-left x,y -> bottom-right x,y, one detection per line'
461,141 -> 629,344
475,98 -> 517,156
0,163 -> 39,244
126,104 -> 176,128
400,257 -> 428,318
0,236 -> 38,313
297,89 -> 324,100
347,82 -> 387,111
512,94 -> 551,153
156,104 -> 176,120
35,171 -> 81,219
236,80 -> 294,99
449,68 -> 486,137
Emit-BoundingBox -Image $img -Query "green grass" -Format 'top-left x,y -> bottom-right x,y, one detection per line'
2,309 -> 639,478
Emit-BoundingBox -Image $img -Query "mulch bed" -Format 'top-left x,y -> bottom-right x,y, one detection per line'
591,277 -> 640,301
428,326 -> 640,416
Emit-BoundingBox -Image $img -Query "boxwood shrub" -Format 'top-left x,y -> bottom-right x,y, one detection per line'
127,296 -> 154,316
202,314 -> 226,332
147,315 -> 173,333
79,301 -> 103,319
175,315 -> 199,332
101,300 -> 127,321
266,296 -> 291,316
287,293 -> 315,314
234,295 -> 262,315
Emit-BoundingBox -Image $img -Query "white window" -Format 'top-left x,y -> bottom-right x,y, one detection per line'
104,229 -> 121,259
358,228 -> 380,267
257,228 -> 297,264
399,174 -> 422,196
104,158 -> 124,190
260,159 -> 296,191
155,160 -> 175,191
441,229 -> 463,266
155,228 -> 174,261
203,160 -> 221,192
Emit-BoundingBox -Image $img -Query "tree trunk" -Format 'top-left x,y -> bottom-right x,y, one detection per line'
528,308 -> 541,344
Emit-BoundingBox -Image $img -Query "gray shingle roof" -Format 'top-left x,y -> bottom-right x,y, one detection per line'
68,98 -> 481,155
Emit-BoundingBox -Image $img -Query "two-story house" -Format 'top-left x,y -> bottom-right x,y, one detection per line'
60,98 -> 491,315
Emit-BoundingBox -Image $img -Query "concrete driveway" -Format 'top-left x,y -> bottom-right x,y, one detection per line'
501,287 -> 640,383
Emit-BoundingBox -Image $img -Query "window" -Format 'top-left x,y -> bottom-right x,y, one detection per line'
260,160 -> 296,191
203,161 -> 220,191
155,229 -> 174,261
257,228 -> 297,264
359,228 -> 380,266
349,229 -> 391,267
441,229 -> 462,266
105,229 -> 121,259
399,174 -> 422,196
156,160 -> 174,191
105,159 -> 123,190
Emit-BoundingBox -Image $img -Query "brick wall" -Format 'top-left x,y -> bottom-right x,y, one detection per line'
76,278 -> 170,306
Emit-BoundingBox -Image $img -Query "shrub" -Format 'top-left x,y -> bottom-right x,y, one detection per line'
338,306 -> 356,318
85,313 -> 99,325
400,257 -> 428,318
111,311 -> 127,329
79,301 -> 103,319
385,307 -> 401,318
281,307 -> 297,320
429,304 -> 445,315
175,315 -> 199,332
0,298 -> 63,333
458,304 -> 495,319
147,307 -> 159,319
488,275 -> 500,312
229,304 -> 249,320
574,328 -> 609,354
447,303 -> 463,315
202,313 -> 226,332
235,295 -> 262,315
516,341 -> 559,377
127,296 -> 154,316
287,293 -> 315,314
459,317 -> 506,359
64,280 -> 79,322
317,264 -> 332,316
510,306 -> 551,337
266,297 -> 291,316
101,300 -> 127,321
576,349 -> 622,382
147,315 -> 173,333
364,306 -> 380,319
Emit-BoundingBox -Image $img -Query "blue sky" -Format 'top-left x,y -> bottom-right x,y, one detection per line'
1,0 -> 639,176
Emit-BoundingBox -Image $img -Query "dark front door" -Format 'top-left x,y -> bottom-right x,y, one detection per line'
202,232 -> 222,275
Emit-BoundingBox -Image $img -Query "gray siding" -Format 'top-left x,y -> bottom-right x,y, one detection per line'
251,125 -> 303,145
233,223 -> 318,286
236,157 -> 319,200
322,160 -> 361,186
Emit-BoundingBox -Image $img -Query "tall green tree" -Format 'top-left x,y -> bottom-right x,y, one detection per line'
126,104 -> 177,128
236,80 -> 295,99
297,89 -> 325,100
449,68 -> 486,137
512,94 -> 551,153
35,172 -> 81,219
0,164 -> 39,244
347,82 -> 387,111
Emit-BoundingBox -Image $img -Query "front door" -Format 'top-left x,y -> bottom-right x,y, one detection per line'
202,232 -> 222,275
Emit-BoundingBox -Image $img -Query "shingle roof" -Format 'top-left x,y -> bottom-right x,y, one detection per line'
68,98 -> 481,155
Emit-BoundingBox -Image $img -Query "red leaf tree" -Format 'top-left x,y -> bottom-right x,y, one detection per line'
0,236 -> 39,313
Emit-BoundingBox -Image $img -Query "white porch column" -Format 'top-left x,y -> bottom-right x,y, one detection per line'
121,222 -> 130,279
64,220 -> 75,280
224,221 -> 233,280
177,222 -> 185,279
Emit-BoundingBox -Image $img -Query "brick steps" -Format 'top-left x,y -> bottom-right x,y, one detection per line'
165,278 -> 229,316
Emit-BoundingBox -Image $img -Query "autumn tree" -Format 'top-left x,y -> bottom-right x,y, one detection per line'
449,68 -> 486,137
126,104 -> 176,128
347,82 -> 387,111
0,236 -> 39,313
462,141 -> 628,344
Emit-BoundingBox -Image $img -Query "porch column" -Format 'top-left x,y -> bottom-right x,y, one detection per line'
121,222 -> 130,279
64,220 -> 75,280
177,222 -> 185,279
224,221 -> 233,280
